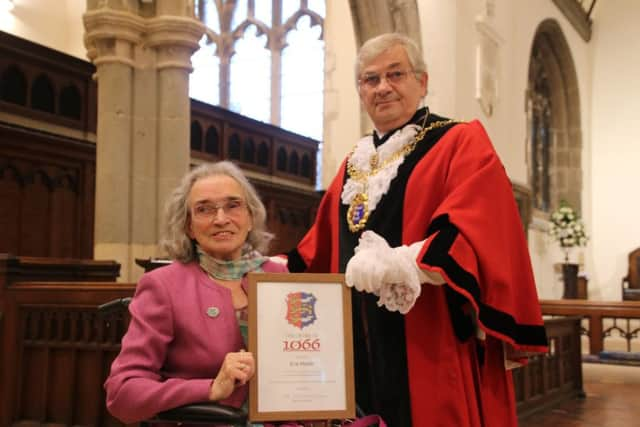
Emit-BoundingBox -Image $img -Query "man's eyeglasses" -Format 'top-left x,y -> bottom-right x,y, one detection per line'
191,199 -> 247,220
358,69 -> 416,89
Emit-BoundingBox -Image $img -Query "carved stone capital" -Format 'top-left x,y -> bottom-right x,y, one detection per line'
83,9 -> 146,67
146,16 -> 206,71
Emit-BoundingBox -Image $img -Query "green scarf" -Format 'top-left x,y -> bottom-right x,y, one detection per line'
196,244 -> 268,280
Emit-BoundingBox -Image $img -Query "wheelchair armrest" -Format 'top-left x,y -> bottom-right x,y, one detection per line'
97,297 -> 132,314
152,402 -> 247,425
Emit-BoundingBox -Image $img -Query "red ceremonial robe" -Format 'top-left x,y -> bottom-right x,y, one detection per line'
288,110 -> 548,426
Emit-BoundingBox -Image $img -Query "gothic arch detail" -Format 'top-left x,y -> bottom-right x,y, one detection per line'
526,19 -> 583,213
348,0 -> 421,49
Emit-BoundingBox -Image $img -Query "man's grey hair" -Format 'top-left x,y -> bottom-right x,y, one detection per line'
161,161 -> 273,262
355,32 -> 427,83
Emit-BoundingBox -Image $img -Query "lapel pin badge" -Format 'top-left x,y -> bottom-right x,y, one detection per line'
206,306 -> 220,318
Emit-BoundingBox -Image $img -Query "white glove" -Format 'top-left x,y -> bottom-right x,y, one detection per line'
345,231 -> 395,295
346,231 -> 446,314
375,243 -> 421,314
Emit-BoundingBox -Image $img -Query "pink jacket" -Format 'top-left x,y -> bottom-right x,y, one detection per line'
104,259 -> 287,424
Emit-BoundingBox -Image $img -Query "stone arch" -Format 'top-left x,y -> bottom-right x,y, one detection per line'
527,19 -> 583,213
349,0 -> 421,49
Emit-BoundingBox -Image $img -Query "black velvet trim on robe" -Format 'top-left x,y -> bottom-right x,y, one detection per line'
423,214 -> 548,347
339,108 -> 458,426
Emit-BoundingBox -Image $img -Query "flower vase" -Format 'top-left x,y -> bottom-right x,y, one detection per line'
562,263 -> 579,299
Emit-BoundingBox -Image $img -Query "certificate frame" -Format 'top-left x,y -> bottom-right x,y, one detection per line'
247,272 -> 355,422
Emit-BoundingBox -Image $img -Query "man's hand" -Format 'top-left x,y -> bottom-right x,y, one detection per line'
345,231 -> 422,313
345,231 -> 395,295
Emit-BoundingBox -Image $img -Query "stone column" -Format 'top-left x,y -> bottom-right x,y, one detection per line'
147,11 -> 205,241
84,1 -> 204,281
84,7 -> 145,281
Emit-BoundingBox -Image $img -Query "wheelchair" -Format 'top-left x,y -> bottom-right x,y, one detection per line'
99,298 -> 345,427
99,297 -> 250,426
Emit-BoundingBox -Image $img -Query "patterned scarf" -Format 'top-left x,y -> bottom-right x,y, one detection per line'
196,244 -> 268,280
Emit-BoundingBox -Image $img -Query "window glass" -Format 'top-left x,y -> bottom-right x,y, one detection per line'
190,36 -> 220,106
308,0 -> 326,18
190,0 -> 325,187
255,1 -> 272,25
231,0 -> 248,30
281,0 -> 299,23
229,25 -> 271,123
201,0 -> 220,33
281,15 -> 324,140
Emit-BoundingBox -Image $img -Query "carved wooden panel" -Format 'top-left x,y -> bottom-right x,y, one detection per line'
1,279 -> 133,427
1,30 -> 320,261
0,123 -> 96,258
254,181 -> 321,256
0,30 -> 97,133
191,99 -> 319,187
513,316 -> 583,419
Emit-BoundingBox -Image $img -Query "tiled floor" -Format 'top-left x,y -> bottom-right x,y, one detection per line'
519,363 -> 640,427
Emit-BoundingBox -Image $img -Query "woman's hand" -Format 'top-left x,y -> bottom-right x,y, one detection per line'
208,350 -> 255,401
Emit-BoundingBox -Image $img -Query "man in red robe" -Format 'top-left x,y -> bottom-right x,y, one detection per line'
287,33 -> 548,426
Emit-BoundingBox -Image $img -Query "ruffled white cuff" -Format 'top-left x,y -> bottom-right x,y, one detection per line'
345,231 -> 446,314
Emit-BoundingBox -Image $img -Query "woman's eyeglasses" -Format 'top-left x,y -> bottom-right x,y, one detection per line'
191,199 -> 247,220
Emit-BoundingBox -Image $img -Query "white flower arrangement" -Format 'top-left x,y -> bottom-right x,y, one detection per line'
549,202 -> 588,262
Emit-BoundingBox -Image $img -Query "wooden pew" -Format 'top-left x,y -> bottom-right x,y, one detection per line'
1,281 -> 134,426
541,299 -> 640,354
0,255 -> 125,427
513,316 -> 584,420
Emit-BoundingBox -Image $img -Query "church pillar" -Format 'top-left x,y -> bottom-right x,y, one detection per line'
147,11 -> 204,241
84,1 -> 204,281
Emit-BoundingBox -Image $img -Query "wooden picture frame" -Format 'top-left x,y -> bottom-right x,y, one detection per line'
247,272 -> 355,422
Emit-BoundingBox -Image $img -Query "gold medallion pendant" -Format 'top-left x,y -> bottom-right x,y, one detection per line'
347,192 -> 370,232
344,115 -> 459,233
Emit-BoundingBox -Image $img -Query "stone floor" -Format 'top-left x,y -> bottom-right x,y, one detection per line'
519,362 -> 640,427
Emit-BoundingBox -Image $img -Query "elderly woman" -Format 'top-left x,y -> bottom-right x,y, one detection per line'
105,161 -> 287,424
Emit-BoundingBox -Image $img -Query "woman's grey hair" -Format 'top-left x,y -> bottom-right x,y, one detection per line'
355,32 -> 427,83
161,161 -> 274,262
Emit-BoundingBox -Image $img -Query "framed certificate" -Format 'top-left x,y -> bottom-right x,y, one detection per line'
247,273 -> 355,422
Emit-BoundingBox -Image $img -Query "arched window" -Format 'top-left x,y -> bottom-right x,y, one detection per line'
528,48 -> 552,212
190,0 -> 324,141
526,20 -> 583,213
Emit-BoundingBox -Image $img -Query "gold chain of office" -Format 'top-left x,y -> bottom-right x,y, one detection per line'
346,119 -> 459,182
